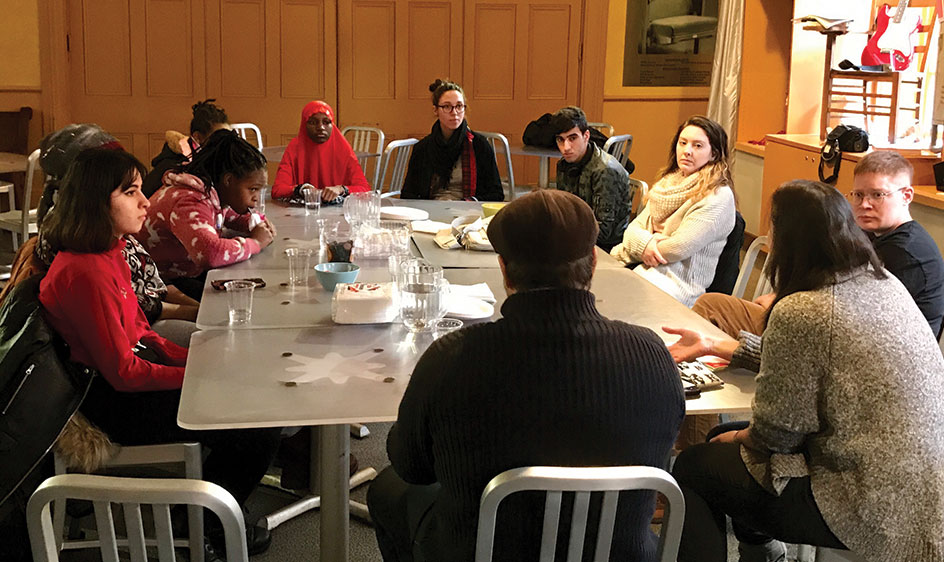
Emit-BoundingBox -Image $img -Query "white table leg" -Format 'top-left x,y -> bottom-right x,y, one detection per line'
320,424 -> 350,562
538,157 -> 549,188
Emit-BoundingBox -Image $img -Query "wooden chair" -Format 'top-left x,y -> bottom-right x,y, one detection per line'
820,1 -> 938,142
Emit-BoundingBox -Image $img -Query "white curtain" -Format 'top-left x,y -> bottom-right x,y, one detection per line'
707,0 -> 745,150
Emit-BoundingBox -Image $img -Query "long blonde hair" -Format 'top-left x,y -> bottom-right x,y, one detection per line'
655,116 -> 733,204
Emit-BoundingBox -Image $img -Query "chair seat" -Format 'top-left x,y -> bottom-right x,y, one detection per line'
0,208 -> 37,232
650,16 -> 717,42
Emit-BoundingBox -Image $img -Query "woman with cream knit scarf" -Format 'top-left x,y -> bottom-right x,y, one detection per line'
611,116 -> 735,307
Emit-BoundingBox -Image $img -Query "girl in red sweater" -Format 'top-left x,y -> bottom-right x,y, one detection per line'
39,148 -> 280,555
139,130 -> 277,300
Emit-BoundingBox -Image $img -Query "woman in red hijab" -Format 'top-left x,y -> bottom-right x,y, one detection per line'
271,100 -> 370,201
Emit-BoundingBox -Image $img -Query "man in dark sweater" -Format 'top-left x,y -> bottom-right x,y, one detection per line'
851,151 -> 944,338
367,190 -> 685,562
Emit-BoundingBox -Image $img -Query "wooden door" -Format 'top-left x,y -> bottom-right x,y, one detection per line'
336,0 -> 584,187
64,0 -> 336,171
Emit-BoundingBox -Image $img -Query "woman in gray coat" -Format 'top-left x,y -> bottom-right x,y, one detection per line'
667,179 -> 944,562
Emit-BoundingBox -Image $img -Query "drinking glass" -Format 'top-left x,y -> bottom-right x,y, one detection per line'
285,247 -> 313,287
224,280 -> 255,324
398,261 -> 447,332
256,187 -> 267,215
302,187 -> 321,216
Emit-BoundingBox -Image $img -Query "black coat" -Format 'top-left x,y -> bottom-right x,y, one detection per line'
401,130 -> 505,201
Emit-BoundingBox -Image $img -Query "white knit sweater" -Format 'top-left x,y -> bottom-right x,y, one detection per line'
610,184 -> 735,307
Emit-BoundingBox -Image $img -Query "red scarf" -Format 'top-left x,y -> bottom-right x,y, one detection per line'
461,131 -> 477,200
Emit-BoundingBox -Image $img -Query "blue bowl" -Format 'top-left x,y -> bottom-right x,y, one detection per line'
314,262 -> 360,291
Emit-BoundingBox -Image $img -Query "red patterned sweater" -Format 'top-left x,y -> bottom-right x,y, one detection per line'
40,239 -> 187,392
136,172 -> 262,280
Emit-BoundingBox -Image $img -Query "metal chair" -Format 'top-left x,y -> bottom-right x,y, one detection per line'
376,138 -> 418,198
28,473 -> 248,562
0,148 -> 41,251
587,122 -> 615,137
341,126 -> 385,189
474,466 -> 685,562
731,235 -> 771,300
603,134 -> 634,170
477,131 -> 516,201
231,123 -> 264,150
628,177 -> 649,217
52,439 -> 205,562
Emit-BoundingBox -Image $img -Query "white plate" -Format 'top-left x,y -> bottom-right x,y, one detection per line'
446,296 -> 495,320
381,206 -> 429,221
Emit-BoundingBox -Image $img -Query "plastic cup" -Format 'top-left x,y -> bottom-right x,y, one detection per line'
224,280 -> 255,324
398,261 -> 446,332
256,187 -> 267,215
302,187 -> 322,216
433,318 -> 463,339
285,247 -> 313,287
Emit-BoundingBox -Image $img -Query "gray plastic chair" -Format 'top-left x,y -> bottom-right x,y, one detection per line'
731,235 -> 771,300
603,134 -> 633,170
376,138 -> 419,198
474,465 -> 685,562
476,131 -> 516,201
28,473 -> 248,562
0,148 -> 40,251
341,126 -> 386,189
231,123 -> 264,150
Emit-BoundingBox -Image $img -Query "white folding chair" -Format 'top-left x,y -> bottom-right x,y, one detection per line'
28,473 -> 247,562
341,126 -> 385,189
587,122 -> 615,137
376,138 -> 419,198
475,466 -> 685,562
603,134 -> 634,170
476,131 -> 516,201
52,420 -> 204,562
731,235 -> 771,300
231,123 -> 264,150
0,148 -> 41,251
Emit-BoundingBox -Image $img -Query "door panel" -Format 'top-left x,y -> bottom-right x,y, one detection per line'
66,0 -> 336,171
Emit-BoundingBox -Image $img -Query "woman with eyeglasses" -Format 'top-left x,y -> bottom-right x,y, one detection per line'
401,79 -> 504,201
666,179 -> 944,562
271,100 -> 370,202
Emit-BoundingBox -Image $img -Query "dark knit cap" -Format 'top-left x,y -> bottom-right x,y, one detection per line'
487,190 -> 598,265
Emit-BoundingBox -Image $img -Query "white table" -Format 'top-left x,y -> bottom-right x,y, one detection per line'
179,252 -> 754,562
509,145 -> 561,188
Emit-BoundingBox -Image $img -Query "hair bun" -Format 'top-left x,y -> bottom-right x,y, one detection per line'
192,99 -> 218,113
428,79 -> 444,93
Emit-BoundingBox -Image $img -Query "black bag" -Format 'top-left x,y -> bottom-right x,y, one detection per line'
0,275 -> 95,506
819,125 -> 869,184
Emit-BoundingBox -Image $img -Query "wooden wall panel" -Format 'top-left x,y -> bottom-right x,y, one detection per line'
280,0 -> 326,98
148,133 -> 168,159
145,0 -> 194,97
81,0 -> 133,95
407,2 -> 453,99
351,1 -> 396,99
526,5 -> 570,100
471,4 -> 515,100
219,0 -> 266,97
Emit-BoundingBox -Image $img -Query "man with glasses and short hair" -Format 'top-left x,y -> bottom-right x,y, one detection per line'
551,106 -> 631,252
691,150 -> 944,341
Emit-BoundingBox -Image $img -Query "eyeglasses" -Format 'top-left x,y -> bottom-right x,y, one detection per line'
846,186 -> 906,204
436,103 -> 466,114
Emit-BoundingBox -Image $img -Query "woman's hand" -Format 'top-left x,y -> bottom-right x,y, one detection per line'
323,185 -> 344,202
250,219 -> 276,249
709,430 -> 740,444
642,234 -> 668,267
663,326 -> 714,363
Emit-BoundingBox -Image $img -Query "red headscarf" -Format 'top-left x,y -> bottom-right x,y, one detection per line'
271,100 -> 370,199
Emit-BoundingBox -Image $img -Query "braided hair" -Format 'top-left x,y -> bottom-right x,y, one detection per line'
177,129 -> 266,193
190,99 -> 229,136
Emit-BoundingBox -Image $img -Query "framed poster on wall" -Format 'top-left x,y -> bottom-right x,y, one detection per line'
622,0 -> 718,87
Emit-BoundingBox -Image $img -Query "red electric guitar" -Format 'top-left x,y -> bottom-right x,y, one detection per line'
861,1 -> 923,70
